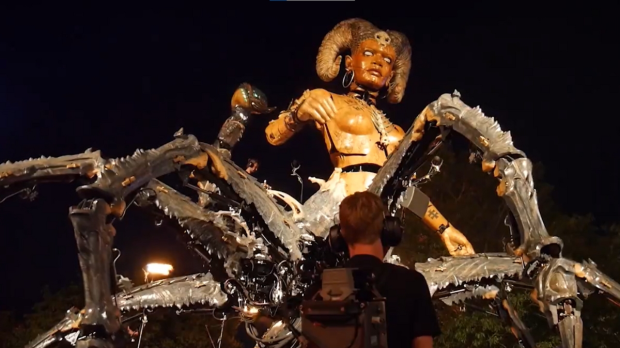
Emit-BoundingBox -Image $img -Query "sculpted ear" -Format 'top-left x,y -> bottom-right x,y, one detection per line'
344,55 -> 353,71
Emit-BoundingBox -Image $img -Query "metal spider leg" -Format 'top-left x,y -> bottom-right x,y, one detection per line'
69,198 -> 121,348
198,144 -> 303,260
492,280 -> 536,348
556,300 -> 583,348
533,257 -> 584,348
77,130 -> 203,207
115,273 -> 228,311
27,273 -> 228,348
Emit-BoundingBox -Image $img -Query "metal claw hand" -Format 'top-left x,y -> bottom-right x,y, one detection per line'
232,83 -> 276,115
216,83 -> 276,155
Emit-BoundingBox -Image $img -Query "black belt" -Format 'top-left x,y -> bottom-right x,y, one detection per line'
341,164 -> 382,173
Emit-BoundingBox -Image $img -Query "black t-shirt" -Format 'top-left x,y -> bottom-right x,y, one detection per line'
305,255 -> 441,348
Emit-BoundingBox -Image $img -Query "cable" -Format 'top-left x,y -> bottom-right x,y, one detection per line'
212,310 -> 227,321
0,185 -> 37,204
290,161 -> 303,202
116,187 -> 157,221
244,320 -> 290,345
111,248 -> 121,307
343,320 -> 360,348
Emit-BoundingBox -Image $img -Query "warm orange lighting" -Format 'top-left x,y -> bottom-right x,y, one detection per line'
145,263 -> 173,276
243,306 -> 259,315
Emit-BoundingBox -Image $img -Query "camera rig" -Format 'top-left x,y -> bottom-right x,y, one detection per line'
301,268 -> 388,348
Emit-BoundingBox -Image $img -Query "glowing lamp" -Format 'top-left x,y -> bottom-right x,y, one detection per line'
145,263 -> 173,275
143,263 -> 173,282
243,306 -> 259,315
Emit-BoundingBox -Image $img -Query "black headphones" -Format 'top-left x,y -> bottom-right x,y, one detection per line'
327,214 -> 404,254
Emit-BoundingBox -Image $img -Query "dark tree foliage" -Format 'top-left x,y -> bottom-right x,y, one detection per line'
3,147 -> 619,347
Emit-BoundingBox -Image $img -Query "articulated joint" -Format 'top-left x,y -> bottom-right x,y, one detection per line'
550,297 -> 583,327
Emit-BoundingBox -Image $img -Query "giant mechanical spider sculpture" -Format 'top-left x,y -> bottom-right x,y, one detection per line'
1,84 -> 619,348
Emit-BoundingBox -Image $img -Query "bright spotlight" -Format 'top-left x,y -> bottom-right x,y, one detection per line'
145,263 -> 173,276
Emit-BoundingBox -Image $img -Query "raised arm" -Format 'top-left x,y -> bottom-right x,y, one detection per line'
422,201 -> 475,256
265,92 -> 309,146
265,89 -> 337,146
382,117 -> 473,256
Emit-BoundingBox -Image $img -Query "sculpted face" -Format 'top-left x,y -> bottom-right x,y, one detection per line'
345,38 -> 396,92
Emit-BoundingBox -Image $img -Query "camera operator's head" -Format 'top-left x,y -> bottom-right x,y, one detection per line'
339,191 -> 386,259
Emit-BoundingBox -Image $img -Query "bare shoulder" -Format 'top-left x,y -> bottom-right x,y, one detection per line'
307,88 -> 334,98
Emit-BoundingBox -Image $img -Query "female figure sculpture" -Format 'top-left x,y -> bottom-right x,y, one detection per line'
265,18 -> 474,256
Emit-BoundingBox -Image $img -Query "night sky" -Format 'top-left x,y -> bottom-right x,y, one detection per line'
0,9 -> 617,314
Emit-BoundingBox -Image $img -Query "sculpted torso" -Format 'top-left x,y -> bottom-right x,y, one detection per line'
319,92 -> 404,166
313,92 -> 404,194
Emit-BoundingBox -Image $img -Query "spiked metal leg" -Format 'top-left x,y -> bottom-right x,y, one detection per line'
555,300 -> 583,348
69,199 -> 121,348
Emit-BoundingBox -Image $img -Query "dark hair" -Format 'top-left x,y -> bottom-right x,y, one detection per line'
246,158 -> 259,168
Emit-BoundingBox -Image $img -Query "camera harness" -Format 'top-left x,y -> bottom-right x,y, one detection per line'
301,214 -> 403,348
